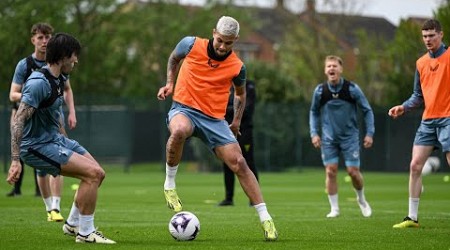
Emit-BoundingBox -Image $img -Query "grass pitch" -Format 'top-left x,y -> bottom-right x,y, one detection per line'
0,164 -> 449,249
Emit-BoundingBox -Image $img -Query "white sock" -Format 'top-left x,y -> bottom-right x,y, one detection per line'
43,197 -> 52,212
164,164 -> 178,190
254,203 -> 272,222
328,194 -> 339,212
355,188 -> 366,204
67,202 -> 80,226
408,197 -> 420,221
51,196 -> 61,211
79,214 -> 95,236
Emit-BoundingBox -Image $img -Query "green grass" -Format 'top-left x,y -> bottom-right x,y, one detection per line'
1,164 -> 450,250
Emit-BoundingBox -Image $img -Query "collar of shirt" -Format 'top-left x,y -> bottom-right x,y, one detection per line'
428,43 -> 447,58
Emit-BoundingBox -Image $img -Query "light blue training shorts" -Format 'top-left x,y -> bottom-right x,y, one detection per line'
320,136 -> 360,167
21,136 -> 87,177
414,122 -> 450,152
167,102 -> 237,150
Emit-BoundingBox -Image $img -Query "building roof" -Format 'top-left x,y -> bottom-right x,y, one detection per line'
298,11 -> 397,48
248,7 -> 299,45
319,13 -> 397,47
245,6 -> 397,50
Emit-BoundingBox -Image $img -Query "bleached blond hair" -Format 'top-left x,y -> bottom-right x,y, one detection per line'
216,16 -> 240,37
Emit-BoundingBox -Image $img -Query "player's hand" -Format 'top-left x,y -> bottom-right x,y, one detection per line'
388,105 -> 405,119
67,112 -> 77,130
6,161 -> 22,185
311,135 -> 321,149
363,136 -> 373,149
157,85 -> 173,100
229,123 -> 241,138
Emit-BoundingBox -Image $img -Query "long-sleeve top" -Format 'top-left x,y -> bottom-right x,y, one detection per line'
309,78 -> 375,142
402,44 -> 450,126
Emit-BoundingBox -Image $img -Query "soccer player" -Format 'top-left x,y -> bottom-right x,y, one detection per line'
218,79 -> 259,206
7,23 -> 49,199
7,33 -> 115,244
9,23 -> 77,222
157,16 -> 278,241
309,55 -> 374,218
389,19 -> 450,229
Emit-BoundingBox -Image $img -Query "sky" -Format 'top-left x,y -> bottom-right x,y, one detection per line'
178,0 -> 443,25
353,0 -> 442,25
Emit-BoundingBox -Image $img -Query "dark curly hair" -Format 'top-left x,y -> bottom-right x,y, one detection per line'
46,33 -> 81,64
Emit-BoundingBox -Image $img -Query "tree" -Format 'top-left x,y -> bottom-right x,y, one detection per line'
435,0 -> 450,43
277,18 -> 342,102
384,1 -> 450,106
352,29 -> 391,106
0,0 -> 121,97
0,0 -> 68,94
0,0 -> 247,103
384,20 -> 424,106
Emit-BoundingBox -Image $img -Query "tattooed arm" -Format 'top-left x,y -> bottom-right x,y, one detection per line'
229,85 -> 246,137
157,50 -> 183,100
7,102 -> 35,184
157,36 -> 193,101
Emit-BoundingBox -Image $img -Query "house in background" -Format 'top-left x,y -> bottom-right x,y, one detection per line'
406,16 -> 429,26
123,0 -> 430,69
297,0 -> 396,70
235,0 -> 399,70
234,6 -> 294,63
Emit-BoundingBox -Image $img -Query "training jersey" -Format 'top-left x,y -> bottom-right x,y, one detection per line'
403,44 -> 450,121
309,78 -> 375,142
11,53 -> 69,127
173,36 -> 244,119
20,66 -> 66,148
12,54 -> 46,85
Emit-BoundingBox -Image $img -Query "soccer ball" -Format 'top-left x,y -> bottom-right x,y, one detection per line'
422,156 -> 441,176
168,211 -> 200,241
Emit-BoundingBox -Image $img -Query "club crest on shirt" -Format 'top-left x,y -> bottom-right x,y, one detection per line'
207,58 -> 219,68
429,63 -> 439,71
57,80 -> 62,95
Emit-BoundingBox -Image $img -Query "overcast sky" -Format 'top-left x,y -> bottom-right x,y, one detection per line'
178,0 -> 443,25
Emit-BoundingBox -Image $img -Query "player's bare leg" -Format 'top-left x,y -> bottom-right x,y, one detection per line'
61,152 -> 115,244
325,164 -> 339,217
216,143 -> 278,241
48,175 -> 64,221
164,114 -> 194,212
347,166 -> 371,217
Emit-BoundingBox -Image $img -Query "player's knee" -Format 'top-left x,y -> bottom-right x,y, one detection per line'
98,167 -> 106,180
410,158 -> 427,174
170,124 -> 191,139
86,166 -> 105,185
236,155 -> 247,166
347,168 -> 360,178
326,167 -> 338,178
232,156 -> 249,175
409,162 -> 423,176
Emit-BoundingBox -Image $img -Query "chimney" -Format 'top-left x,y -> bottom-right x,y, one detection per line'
276,0 -> 284,9
306,0 -> 316,13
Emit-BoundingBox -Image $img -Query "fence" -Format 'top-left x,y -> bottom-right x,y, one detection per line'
1,94 -> 448,173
